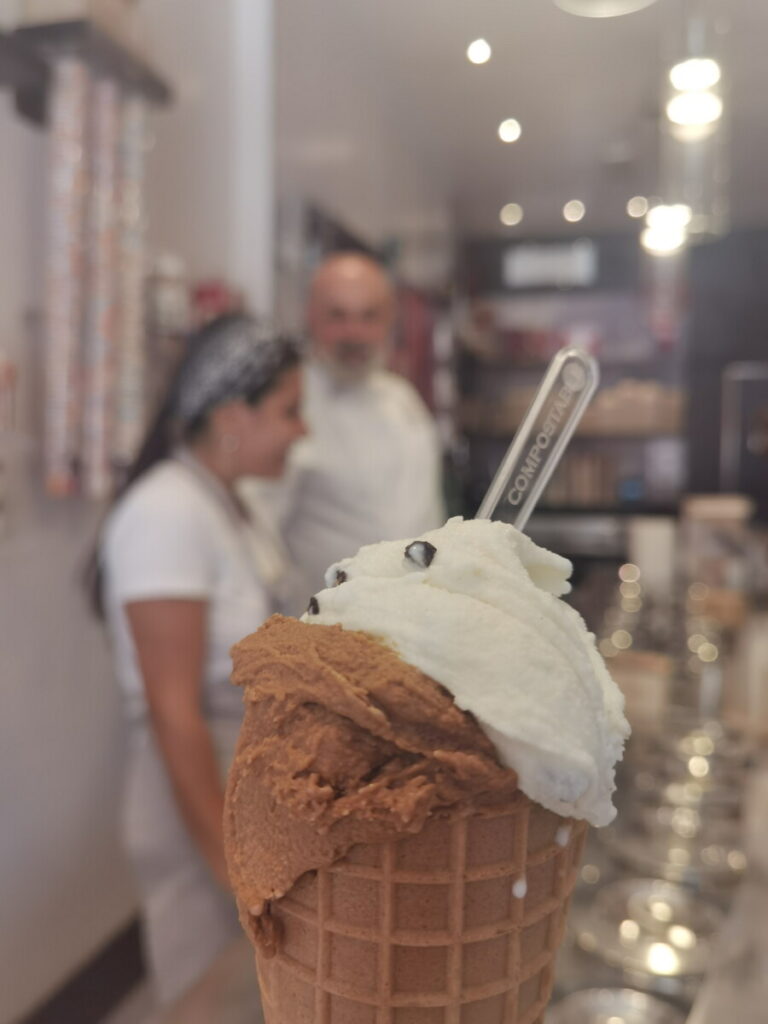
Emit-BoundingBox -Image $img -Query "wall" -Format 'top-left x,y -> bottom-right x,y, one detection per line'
0,95 -> 135,1024
140,0 -> 274,316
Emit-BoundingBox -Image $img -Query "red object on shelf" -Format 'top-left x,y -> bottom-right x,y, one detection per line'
190,279 -> 245,328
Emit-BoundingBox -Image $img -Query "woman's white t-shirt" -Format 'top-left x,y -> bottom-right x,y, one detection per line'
103,458 -> 282,722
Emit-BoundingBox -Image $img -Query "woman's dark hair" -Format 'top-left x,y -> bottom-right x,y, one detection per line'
85,313 -> 301,616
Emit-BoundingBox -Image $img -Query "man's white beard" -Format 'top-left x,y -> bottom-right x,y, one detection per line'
321,343 -> 387,386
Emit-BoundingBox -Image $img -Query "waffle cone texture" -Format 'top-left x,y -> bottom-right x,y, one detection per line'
254,799 -> 586,1024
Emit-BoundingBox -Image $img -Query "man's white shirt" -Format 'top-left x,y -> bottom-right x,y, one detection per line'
280,360 -> 444,598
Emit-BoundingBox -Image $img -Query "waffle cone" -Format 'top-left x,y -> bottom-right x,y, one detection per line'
250,792 -> 587,1023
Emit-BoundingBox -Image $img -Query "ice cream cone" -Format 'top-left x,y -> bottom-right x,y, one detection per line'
250,795 -> 587,1024
225,518 -> 629,1022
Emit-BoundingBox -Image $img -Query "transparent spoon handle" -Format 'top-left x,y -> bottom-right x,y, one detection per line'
476,347 -> 600,530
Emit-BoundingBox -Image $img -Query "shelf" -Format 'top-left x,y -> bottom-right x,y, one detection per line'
530,504 -> 679,517
6,19 -> 172,124
462,426 -> 684,442
460,348 -> 677,373
0,31 -> 50,124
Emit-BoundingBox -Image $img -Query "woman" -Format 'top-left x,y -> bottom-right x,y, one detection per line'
96,315 -> 305,1003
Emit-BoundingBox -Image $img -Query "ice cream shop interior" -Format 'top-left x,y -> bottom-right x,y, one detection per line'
3,2 -> 768,1023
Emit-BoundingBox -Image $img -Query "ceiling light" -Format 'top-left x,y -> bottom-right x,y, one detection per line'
666,90 -> 723,128
670,57 -> 721,92
640,225 -> 687,255
646,203 -> 692,229
554,0 -> 659,17
563,199 -> 586,223
500,202 -> 524,226
627,195 -> 649,218
641,205 -> 690,254
466,38 -> 492,64
498,118 -> 522,143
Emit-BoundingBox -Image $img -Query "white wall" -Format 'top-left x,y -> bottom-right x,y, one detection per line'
0,96 -> 136,1024
140,0 -> 275,316
274,0 -> 454,258
0,5 -> 276,1019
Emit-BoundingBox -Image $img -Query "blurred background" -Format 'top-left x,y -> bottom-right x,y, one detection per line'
2,1 -> 768,1022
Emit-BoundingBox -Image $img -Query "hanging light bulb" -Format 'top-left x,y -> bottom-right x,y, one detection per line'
647,204 -> 692,229
641,204 -> 691,255
657,9 -> 729,239
666,90 -> 723,129
670,57 -> 721,91
665,43 -> 724,143
640,226 -> 685,255
554,0 -> 659,17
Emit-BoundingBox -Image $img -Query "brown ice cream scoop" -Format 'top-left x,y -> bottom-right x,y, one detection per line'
224,616 -> 518,941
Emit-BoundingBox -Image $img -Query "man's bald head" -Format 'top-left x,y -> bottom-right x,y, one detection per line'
307,252 -> 395,383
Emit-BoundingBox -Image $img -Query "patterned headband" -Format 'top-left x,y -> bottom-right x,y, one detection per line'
174,319 -> 300,425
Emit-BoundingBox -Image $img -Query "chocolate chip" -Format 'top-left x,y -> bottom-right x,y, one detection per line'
335,569 -> 348,585
404,540 -> 437,569
307,596 -> 320,615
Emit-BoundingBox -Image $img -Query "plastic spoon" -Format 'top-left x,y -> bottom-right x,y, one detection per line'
476,346 -> 600,530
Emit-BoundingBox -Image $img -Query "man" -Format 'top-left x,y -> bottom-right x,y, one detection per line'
284,251 -> 445,596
